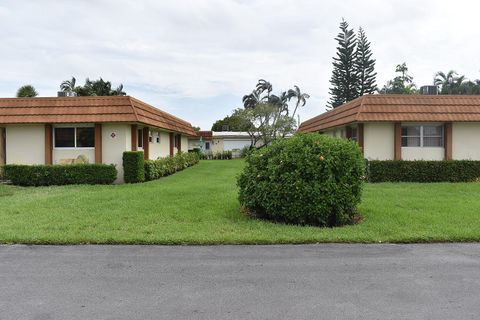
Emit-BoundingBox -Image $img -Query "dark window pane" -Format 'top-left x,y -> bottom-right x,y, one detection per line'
76,127 -> 94,147
402,136 -> 420,147
138,129 -> 143,148
402,126 -> 420,136
423,137 -> 443,147
205,142 -> 210,150
54,128 -> 75,148
423,125 -> 442,136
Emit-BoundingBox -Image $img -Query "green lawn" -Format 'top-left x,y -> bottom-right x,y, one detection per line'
1,159 -> 480,244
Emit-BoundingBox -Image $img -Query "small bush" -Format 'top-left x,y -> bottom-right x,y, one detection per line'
145,152 -> 200,181
368,160 -> 480,182
4,164 -> 117,186
123,151 -> 145,183
237,133 -> 365,227
200,150 -> 232,160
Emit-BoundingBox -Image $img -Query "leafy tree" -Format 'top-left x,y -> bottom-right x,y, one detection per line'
60,77 -> 126,96
238,79 -> 309,147
379,63 -> 418,94
354,27 -> 377,95
211,109 -> 252,132
16,85 -> 38,97
328,19 -> 359,108
192,126 -> 201,132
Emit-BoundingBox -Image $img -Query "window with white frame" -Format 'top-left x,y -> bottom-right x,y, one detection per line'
156,132 -> 160,143
54,127 -> 94,148
401,125 -> 443,147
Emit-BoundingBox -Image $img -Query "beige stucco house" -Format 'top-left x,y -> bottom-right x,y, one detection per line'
0,96 -> 196,182
299,95 -> 480,161
188,131 -> 253,157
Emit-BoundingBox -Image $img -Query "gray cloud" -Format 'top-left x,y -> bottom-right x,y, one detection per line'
0,0 -> 479,129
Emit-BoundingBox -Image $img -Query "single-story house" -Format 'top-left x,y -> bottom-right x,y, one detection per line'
298,94 -> 480,161
188,131 -> 253,156
211,131 -> 252,154
188,130 -> 213,153
0,96 -> 196,182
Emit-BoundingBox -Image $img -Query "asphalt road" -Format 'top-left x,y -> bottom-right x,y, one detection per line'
0,244 -> 479,320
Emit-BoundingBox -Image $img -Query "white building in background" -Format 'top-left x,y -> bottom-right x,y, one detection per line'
188,131 -> 253,157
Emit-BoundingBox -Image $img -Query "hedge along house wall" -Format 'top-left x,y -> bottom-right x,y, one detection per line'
144,152 -> 200,181
367,160 -> 480,182
4,164 -> 117,186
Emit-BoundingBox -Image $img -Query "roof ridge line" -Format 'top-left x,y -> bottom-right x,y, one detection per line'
355,95 -> 368,122
127,96 -> 140,123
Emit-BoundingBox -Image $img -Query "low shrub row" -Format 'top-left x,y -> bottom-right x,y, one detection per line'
200,151 -> 233,160
367,160 -> 480,182
4,164 -> 117,186
123,151 -> 200,183
145,152 -> 200,181
144,152 -> 200,181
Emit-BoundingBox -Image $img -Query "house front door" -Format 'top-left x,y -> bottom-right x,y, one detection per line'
0,128 -> 5,166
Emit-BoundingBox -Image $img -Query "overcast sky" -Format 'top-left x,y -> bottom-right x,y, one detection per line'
0,0 -> 479,129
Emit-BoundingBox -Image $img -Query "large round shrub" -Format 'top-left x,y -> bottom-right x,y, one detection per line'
237,133 -> 365,227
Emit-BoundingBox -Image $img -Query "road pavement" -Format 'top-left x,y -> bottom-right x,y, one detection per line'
1,244 -> 479,320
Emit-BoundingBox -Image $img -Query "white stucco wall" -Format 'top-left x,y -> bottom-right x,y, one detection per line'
53,149 -> 95,164
452,122 -> 480,160
188,138 -> 199,150
211,138 -> 224,153
149,130 -> 170,159
181,136 -> 188,153
401,147 -> 444,160
223,139 -> 251,151
102,123 -> 131,183
323,126 -> 347,138
5,125 -> 45,164
363,123 -> 395,160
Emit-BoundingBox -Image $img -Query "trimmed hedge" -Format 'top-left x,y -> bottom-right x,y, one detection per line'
237,133 -> 365,227
123,151 -> 145,183
145,152 -> 200,181
368,160 -> 480,182
4,164 -> 117,186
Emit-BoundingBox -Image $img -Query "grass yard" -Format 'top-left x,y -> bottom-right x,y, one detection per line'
1,159 -> 480,244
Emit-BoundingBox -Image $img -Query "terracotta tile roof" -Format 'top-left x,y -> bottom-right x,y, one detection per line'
196,131 -> 212,139
299,94 -> 480,132
0,96 -> 196,136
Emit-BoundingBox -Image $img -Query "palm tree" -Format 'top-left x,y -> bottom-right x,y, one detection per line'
242,90 -> 261,109
287,85 -> 310,118
60,77 -> 77,93
255,79 -> 272,99
434,70 -> 459,94
16,85 -> 38,98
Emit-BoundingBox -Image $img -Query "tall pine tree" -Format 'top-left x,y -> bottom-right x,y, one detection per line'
328,19 -> 358,108
354,27 -> 377,95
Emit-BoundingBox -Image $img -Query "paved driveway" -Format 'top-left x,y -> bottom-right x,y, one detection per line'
0,244 -> 479,320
